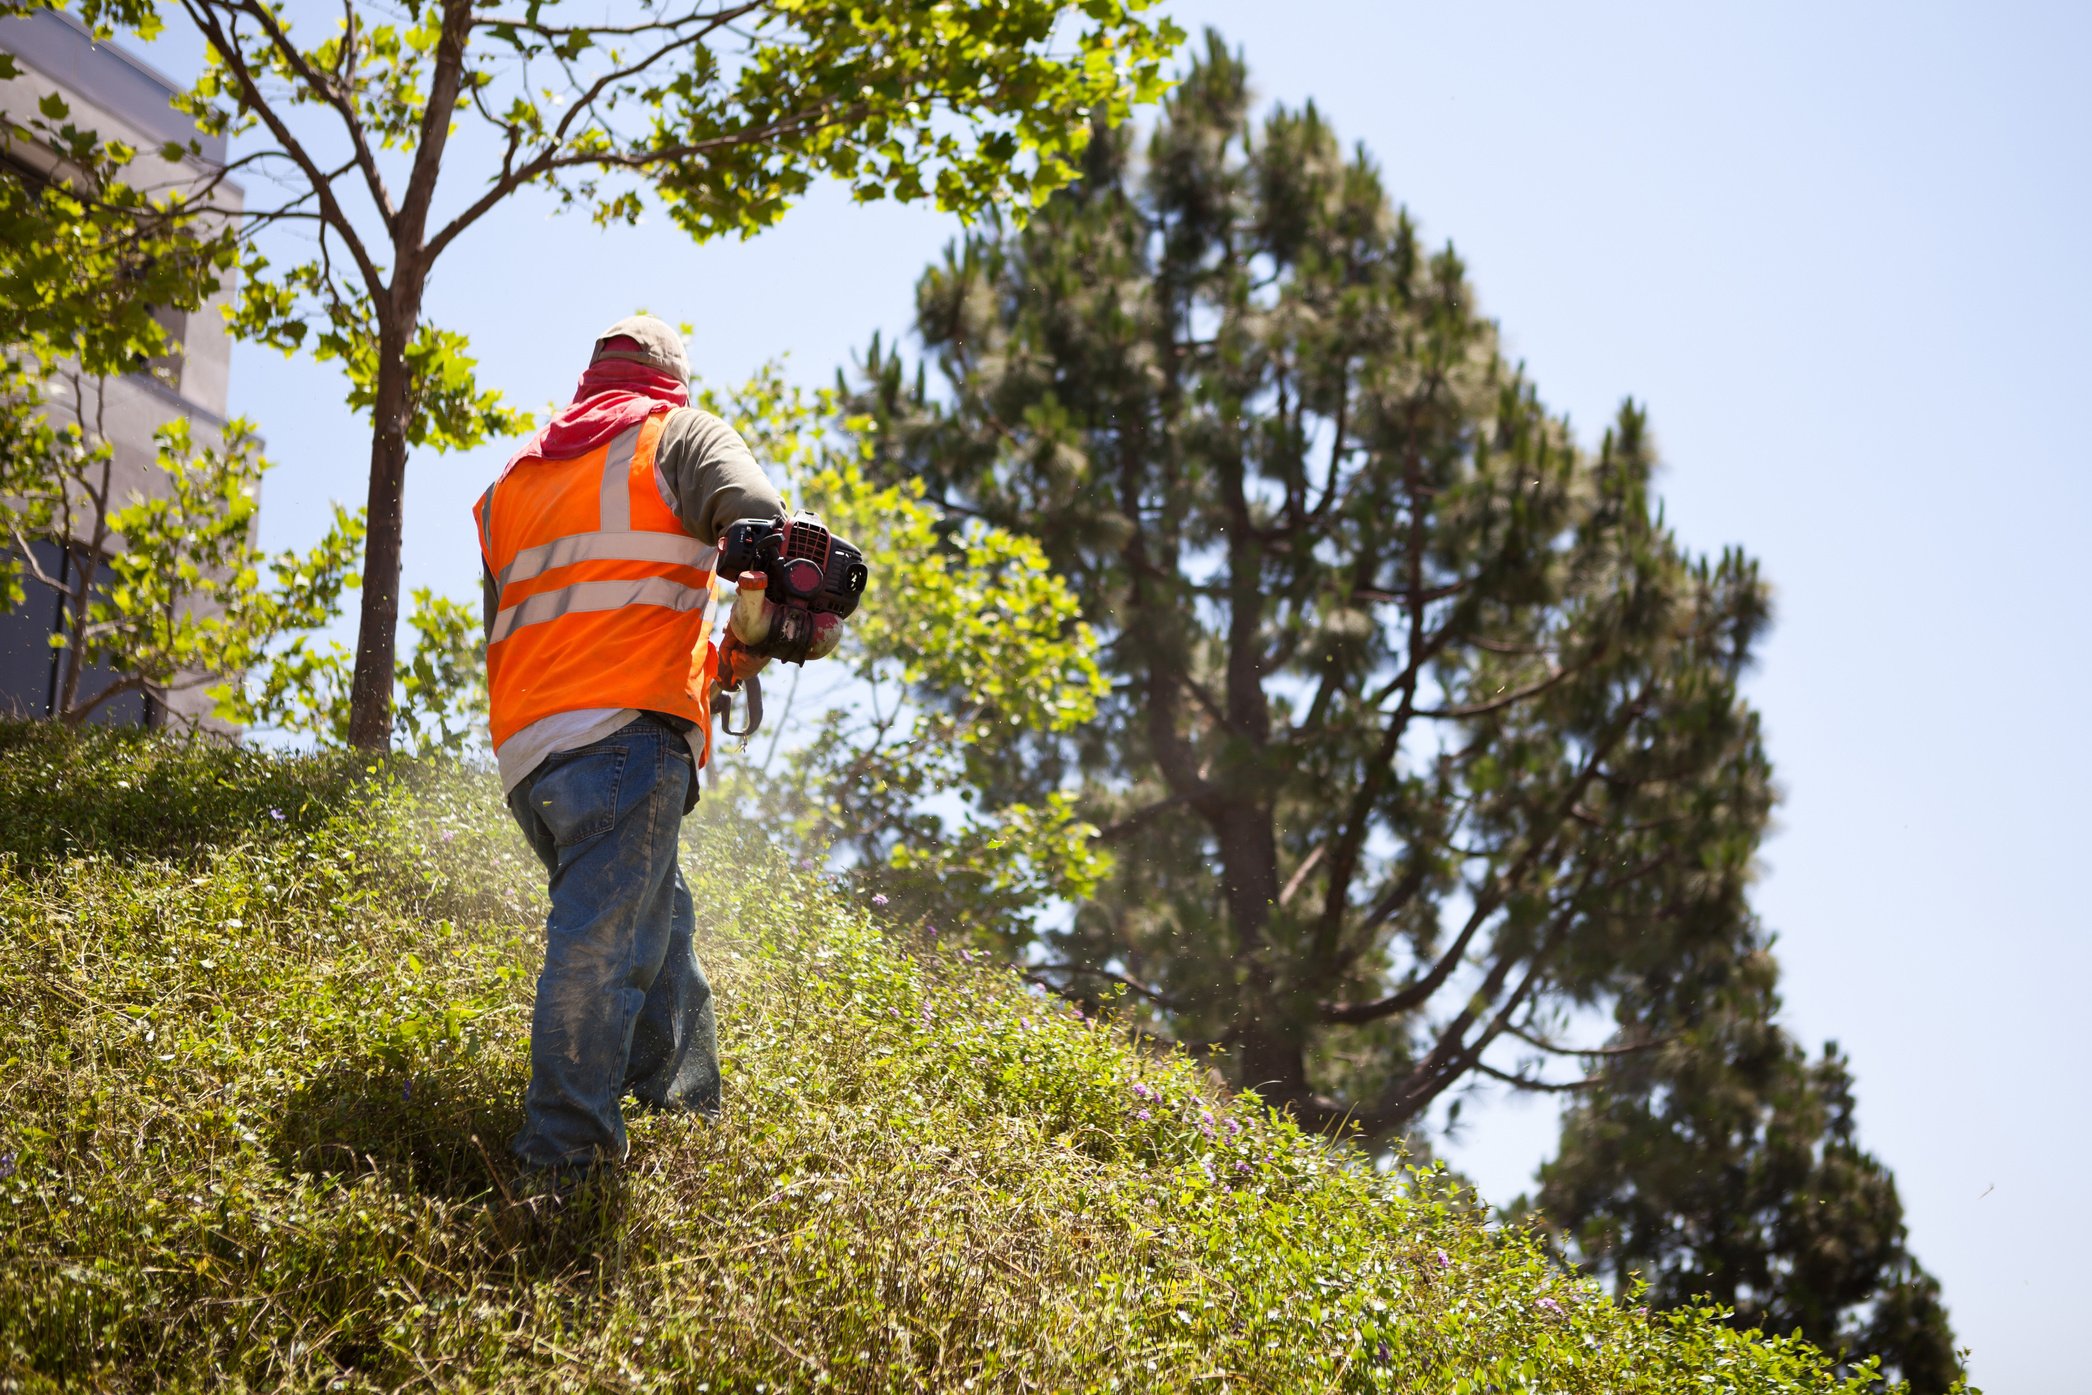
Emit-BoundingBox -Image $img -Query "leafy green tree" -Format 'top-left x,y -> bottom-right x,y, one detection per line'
853,34 -> 1765,1132
0,369 -> 363,724
222,585 -> 485,753
1530,1004 -> 1964,1391
0,48 -> 238,376
5,0 -> 1182,749
844,36 -> 1960,1384
1,120 -> 359,725
702,368 -> 1112,941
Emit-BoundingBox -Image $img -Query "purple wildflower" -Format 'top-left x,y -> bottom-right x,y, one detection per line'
440,828 -> 456,843
268,807 -> 286,822
1130,1081 -> 1155,1101
1537,1297 -> 1562,1314
1435,1248 -> 1452,1270
0,1151 -> 15,1181
870,893 -> 889,908
1234,1160 -> 1251,1175
1224,1116 -> 1242,1137
1135,1109 -> 1151,1121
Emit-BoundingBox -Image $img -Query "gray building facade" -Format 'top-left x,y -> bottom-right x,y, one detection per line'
0,9 -> 240,728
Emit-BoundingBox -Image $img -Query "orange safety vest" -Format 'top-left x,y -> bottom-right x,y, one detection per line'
474,411 -> 720,762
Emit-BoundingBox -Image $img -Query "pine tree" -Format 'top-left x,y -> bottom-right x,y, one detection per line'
1530,974 -> 1964,1389
848,34 -> 1962,1387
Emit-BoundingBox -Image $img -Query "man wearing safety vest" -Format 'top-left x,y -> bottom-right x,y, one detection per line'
475,314 -> 833,1184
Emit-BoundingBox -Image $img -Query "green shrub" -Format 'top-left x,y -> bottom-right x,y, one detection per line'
0,728 -> 1949,1392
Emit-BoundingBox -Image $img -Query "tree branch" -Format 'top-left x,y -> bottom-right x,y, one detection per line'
177,0 -> 387,299
61,668 -> 146,725
427,92 -> 845,264
1472,1060 -> 1601,1094
1317,683 -> 1653,1026
1091,792 -> 1198,844
1411,662 -> 1571,720
1025,961 -> 1180,1013
1365,913 -> 1568,1128
1277,842 -> 1326,907
479,3 -> 760,39
393,0 -> 474,267
1351,577 -> 1470,607
1308,430 -> 1441,979
1506,1022 -> 1673,1059
228,0 -> 396,227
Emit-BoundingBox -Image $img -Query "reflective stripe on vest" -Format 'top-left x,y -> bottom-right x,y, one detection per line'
497,530 -> 715,592
599,423 -> 638,530
492,575 -> 713,645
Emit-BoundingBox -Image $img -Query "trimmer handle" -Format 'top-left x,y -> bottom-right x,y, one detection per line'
711,666 -> 763,740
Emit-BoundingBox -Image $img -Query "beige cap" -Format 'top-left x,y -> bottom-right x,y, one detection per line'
591,313 -> 690,381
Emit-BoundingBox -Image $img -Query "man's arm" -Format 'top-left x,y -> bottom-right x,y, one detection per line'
654,407 -> 787,544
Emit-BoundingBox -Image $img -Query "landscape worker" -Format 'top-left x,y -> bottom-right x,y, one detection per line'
473,313 -> 824,1180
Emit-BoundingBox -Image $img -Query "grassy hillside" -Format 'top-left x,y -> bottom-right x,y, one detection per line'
0,725 -> 1915,1393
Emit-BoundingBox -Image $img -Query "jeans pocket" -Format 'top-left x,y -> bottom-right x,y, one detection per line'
527,744 -> 629,848
669,739 -> 698,814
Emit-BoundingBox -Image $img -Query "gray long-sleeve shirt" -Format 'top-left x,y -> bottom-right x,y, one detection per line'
652,405 -> 791,546
484,405 -> 786,791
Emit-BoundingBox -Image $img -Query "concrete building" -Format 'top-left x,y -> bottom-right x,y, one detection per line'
0,9 -> 240,727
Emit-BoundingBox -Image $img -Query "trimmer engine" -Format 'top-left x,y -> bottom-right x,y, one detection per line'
711,511 -> 869,740
717,511 -> 868,620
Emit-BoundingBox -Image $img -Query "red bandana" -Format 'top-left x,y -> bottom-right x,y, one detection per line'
502,356 -> 689,477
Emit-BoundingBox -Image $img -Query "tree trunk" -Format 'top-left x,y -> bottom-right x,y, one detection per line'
346,319 -> 411,750
55,544 -> 93,721
1216,800 -> 1314,1110
58,430 -> 119,722
1237,1018 -> 1314,1114
345,0 -> 463,752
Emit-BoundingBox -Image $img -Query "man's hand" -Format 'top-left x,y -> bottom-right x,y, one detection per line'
719,570 -> 845,688
719,630 -> 769,688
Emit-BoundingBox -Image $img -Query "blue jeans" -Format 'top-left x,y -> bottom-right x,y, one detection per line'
504,714 -> 720,1172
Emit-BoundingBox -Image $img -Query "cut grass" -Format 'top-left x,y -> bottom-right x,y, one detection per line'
0,724 -> 1934,1392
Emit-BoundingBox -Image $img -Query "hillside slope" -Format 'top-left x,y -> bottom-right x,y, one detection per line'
0,727 -> 1923,1393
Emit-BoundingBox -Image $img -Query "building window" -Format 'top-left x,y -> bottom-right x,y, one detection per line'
0,542 -> 159,727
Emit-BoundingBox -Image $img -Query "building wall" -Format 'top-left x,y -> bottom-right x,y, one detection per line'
0,9 -> 244,729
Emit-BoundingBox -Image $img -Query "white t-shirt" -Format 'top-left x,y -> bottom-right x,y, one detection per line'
497,707 -> 704,795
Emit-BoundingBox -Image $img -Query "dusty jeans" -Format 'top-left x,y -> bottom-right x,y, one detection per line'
505,713 -> 720,1173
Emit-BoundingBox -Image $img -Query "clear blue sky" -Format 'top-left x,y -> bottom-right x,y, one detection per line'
146,3 -> 2086,1388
